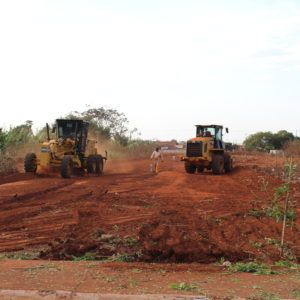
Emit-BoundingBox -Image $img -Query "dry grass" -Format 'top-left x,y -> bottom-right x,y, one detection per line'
97,139 -> 155,160
285,140 -> 300,156
0,154 -> 17,174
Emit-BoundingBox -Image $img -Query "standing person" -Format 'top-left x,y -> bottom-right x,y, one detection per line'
150,147 -> 164,173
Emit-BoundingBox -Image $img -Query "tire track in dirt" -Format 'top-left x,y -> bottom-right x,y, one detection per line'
0,156 -> 299,263
0,180 -> 76,207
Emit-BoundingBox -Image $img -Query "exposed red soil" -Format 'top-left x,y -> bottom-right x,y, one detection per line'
0,154 -> 299,263
0,260 -> 299,299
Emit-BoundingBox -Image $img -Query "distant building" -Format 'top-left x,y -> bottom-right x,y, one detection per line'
155,140 -> 185,152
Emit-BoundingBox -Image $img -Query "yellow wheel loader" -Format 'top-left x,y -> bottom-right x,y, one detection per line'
181,125 -> 233,175
24,119 -> 107,178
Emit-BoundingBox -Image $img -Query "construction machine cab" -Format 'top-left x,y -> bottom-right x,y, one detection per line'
54,119 -> 89,154
196,125 -> 226,149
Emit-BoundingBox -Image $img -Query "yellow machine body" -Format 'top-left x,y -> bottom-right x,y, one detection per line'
24,119 -> 107,178
37,139 -> 98,169
181,125 -> 232,174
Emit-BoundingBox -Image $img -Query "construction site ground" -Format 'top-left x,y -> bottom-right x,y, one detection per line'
0,153 -> 299,299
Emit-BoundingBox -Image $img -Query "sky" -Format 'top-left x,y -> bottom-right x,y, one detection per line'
0,0 -> 300,143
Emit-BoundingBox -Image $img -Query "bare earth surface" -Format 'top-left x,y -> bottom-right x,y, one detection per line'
0,260 -> 299,299
0,153 -> 299,298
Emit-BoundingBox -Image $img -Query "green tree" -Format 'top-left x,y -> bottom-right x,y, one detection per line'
5,121 -> 34,151
273,130 -> 294,149
0,128 -> 7,153
243,130 -> 294,151
67,106 -> 129,140
244,131 -> 274,151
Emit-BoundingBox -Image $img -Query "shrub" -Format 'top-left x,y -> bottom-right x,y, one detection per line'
229,262 -> 277,275
0,154 -> 17,174
170,282 -> 198,291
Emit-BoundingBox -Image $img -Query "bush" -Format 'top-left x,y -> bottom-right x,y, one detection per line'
0,154 -> 17,174
285,140 -> 300,156
244,130 -> 295,152
229,262 -> 277,275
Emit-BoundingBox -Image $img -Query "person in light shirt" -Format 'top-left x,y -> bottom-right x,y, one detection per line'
150,147 -> 164,173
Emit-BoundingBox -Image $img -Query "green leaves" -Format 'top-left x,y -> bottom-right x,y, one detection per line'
66,106 -> 129,142
243,130 -> 295,151
229,262 -> 277,275
0,121 -> 34,154
170,282 -> 199,291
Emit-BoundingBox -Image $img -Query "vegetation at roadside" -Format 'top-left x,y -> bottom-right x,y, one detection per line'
71,251 -> 142,263
0,106 -> 156,174
274,260 -> 299,269
169,282 -> 199,292
228,262 -> 277,275
71,252 -> 98,261
0,251 -> 39,260
0,121 -> 35,173
249,160 -> 297,224
247,290 -> 281,300
285,140 -> 300,156
243,130 -> 298,152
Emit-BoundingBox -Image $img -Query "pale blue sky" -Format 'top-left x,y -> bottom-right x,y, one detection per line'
0,0 -> 299,143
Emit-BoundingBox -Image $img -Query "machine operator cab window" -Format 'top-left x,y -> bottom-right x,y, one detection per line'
196,126 -> 223,140
196,125 -> 225,149
215,127 -> 222,140
52,119 -> 89,154
197,126 -> 216,138
57,121 -> 77,139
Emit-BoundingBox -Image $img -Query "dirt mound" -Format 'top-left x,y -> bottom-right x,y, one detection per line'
139,211 -> 299,263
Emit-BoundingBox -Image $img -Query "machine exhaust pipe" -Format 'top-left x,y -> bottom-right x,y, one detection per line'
46,123 -> 50,141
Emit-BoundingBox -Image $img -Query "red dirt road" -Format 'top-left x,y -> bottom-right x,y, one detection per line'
0,260 -> 299,299
0,154 -> 299,263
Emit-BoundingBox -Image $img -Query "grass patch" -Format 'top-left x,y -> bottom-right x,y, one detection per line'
250,240 -> 263,249
72,250 -> 142,262
0,251 -> 38,260
291,289 -> 300,299
132,268 -> 142,273
0,154 -> 17,174
265,202 -> 295,223
274,260 -> 299,269
248,209 -> 266,218
248,205 -> 295,223
25,263 -> 61,272
124,237 -> 139,248
214,256 -> 226,266
72,252 -> 98,261
264,238 -> 280,246
229,262 -> 277,275
110,252 -> 139,262
247,291 -> 280,300
170,282 -> 199,292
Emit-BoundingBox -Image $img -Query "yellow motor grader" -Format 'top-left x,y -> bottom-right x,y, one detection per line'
24,119 -> 107,178
181,124 -> 233,174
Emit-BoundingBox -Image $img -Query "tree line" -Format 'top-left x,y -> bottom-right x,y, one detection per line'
243,130 -> 299,152
1,109 -> 298,155
0,106 -> 145,155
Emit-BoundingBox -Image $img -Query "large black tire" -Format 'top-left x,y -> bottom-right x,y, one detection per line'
212,154 -> 224,175
61,155 -> 74,178
197,166 -> 204,173
87,155 -> 103,175
224,153 -> 233,173
24,153 -> 37,173
185,163 -> 196,174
